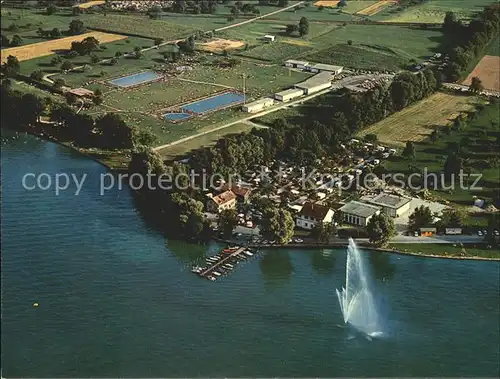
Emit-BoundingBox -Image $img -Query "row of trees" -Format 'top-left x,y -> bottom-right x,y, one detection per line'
442,4 -> 500,81
1,34 -> 23,48
189,68 -> 440,178
0,81 -> 155,150
170,0 -> 218,14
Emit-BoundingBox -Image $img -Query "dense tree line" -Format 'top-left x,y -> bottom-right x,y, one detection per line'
0,82 -> 154,150
442,4 -> 500,81
189,68 -> 440,177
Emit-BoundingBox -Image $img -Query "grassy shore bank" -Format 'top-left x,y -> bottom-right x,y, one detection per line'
387,243 -> 500,260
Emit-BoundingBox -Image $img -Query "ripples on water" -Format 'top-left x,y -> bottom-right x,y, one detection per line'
1,132 -> 499,377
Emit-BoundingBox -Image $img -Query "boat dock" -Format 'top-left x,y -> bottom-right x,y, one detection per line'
192,246 -> 256,281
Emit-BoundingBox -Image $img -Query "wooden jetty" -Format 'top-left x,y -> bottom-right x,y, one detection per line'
197,247 -> 249,280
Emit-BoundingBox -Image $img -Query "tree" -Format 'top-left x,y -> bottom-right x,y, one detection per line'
94,113 -> 134,149
72,6 -> 81,16
46,4 -> 58,15
20,93 -> 45,125
364,133 -> 378,143
318,5 -> 324,11
10,34 -> 23,47
443,11 -> 459,32
347,39 -> 353,45
218,209 -> 239,239
3,55 -> 20,77
30,70 -> 44,81
154,37 -> 164,46
61,60 -> 74,71
260,207 -> 295,244
311,222 -> 336,243
441,208 -> 467,228
53,78 -> 65,89
443,153 -> 463,180
286,24 -> 298,35
90,53 -> 100,64
402,141 -> 416,160
134,129 -> 157,147
298,17 -> 309,37
408,205 -> 433,231
71,36 -> 100,55
65,92 -> 79,106
1,34 -> 9,48
469,76 -> 484,93
68,19 -> 87,35
92,93 -> 104,105
227,15 -> 235,22
367,213 -> 395,247
50,28 -> 62,39
51,55 -> 63,66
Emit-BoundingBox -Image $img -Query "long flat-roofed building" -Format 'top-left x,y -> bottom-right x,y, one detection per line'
284,59 -> 310,70
242,98 -> 274,113
365,193 -> 412,218
339,201 -> 381,227
274,88 -> 304,102
306,63 -> 343,74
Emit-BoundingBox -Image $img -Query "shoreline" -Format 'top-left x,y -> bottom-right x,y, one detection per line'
215,238 -> 500,261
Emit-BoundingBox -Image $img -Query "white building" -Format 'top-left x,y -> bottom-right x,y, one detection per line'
274,88 -> 303,102
306,63 -> 343,75
296,202 -> 334,230
263,35 -> 276,42
284,59 -> 310,70
365,193 -> 412,218
295,80 -> 331,95
242,97 -> 274,113
339,201 -> 381,227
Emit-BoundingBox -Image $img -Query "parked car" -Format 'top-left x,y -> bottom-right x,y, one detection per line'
294,238 -> 304,243
494,230 -> 499,236
477,230 -> 483,236
414,231 -> 419,237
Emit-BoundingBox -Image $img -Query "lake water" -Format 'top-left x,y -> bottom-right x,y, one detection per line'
1,131 -> 499,377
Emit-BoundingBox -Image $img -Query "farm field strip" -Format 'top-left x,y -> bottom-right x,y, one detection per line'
197,38 -> 245,53
313,0 -> 340,7
356,1 -> 395,16
463,55 -> 500,92
76,1 -> 105,8
1,31 -> 127,63
356,92 -> 480,147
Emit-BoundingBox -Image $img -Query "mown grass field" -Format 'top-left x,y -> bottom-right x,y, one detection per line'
375,0 -> 497,23
357,93 -> 481,147
159,122 -> 257,160
383,101 -> 499,205
304,24 -> 442,70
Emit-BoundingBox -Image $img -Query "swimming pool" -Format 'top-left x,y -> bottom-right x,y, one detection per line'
164,112 -> 192,122
181,92 -> 246,114
109,71 -> 162,88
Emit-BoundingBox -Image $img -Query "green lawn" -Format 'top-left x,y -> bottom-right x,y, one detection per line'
237,42 -> 314,63
374,0 -> 498,23
384,102 -> 500,206
303,24 -> 444,70
159,122 -> 257,161
388,243 -> 500,259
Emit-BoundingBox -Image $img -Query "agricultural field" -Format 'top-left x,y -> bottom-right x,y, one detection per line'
304,24 -> 443,70
197,38 -> 245,53
375,0 -> 497,23
237,41 -> 314,63
463,55 -> 500,92
356,1 -> 395,16
80,13 -> 199,40
1,31 -> 127,64
76,1 -> 105,8
357,92 -> 481,147
383,101 -> 500,206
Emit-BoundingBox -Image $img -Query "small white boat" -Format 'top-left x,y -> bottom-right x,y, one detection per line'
244,251 -> 253,257
207,276 -> 216,281
213,271 -> 222,277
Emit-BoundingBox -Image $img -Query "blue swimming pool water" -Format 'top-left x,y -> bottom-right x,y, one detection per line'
181,92 -> 245,114
164,112 -> 192,121
109,71 -> 162,88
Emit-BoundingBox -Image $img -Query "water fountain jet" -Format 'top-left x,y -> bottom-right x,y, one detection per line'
336,238 -> 384,338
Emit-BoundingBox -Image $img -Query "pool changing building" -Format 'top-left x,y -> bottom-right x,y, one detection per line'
242,98 -> 275,113
274,88 -> 304,102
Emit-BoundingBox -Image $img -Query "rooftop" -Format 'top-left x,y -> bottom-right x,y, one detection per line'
299,202 -> 332,221
368,193 -> 412,209
212,190 -> 236,205
276,88 -> 304,96
308,63 -> 344,72
244,98 -> 274,107
339,201 -> 380,218
68,88 -> 94,97
285,59 -> 310,66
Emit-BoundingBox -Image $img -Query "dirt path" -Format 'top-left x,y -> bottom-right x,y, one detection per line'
214,1 -> 305,32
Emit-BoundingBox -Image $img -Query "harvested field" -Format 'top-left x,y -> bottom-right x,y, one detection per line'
357,1 -> 394,16
198,38 -> 245,53
76,1 -> 105,8
1,32 -> 127,63
281,38 -> 312,46
357,92 -> 479,147
313,0 -> 340,7
463,55 -> 500,92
